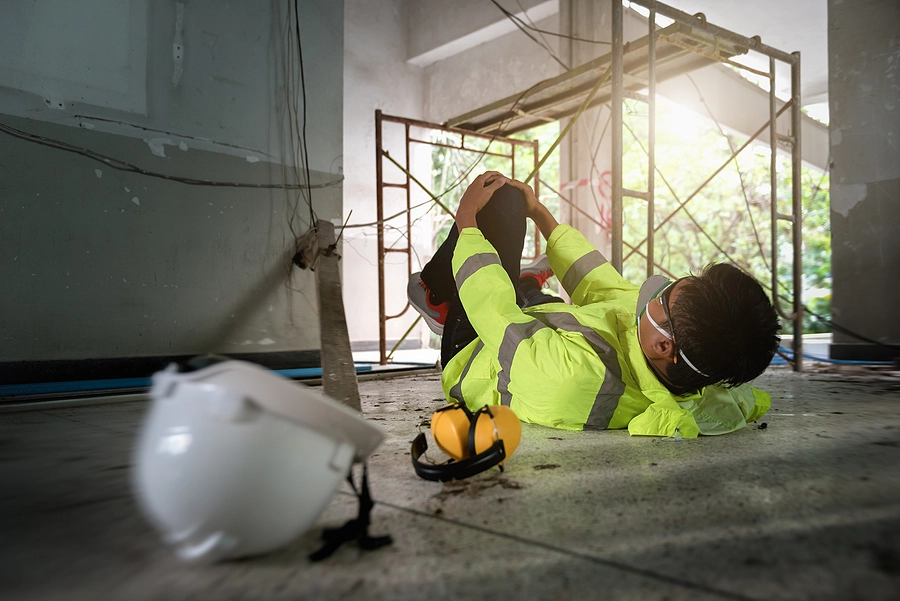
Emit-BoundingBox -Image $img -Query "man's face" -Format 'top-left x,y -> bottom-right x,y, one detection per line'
637,278 -> 690,361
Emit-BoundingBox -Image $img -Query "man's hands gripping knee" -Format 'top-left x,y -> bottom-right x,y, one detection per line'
505,178 -> 559,240
457,172 -> 559,240
455,171 -> 508,230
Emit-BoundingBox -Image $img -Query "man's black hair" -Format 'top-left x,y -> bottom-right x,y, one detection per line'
665,263 -> 780,392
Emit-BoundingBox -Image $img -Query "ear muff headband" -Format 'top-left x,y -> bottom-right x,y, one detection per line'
411,432 -> 506,481
411,405 -> 507,482
468,406 -> 495,457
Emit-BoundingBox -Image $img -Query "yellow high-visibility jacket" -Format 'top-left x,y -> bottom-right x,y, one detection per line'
441,224 -> 771,437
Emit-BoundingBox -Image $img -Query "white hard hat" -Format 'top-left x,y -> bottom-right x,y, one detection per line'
132,360 -> 384,562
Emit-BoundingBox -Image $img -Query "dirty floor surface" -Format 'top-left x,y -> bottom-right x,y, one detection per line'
2,367 -> 900,601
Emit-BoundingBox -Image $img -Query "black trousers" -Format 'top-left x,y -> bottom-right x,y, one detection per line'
420,184 -> 562,367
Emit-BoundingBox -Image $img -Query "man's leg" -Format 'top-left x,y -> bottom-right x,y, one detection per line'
421,184 -> 527,304
520,277 -> 564,307
419,224 -> 459,305
519,255 -> 565,308
440,184 -> 528,366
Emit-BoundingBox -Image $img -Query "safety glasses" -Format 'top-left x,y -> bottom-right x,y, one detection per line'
655,278 -> 710,379
658,278 -> 684,345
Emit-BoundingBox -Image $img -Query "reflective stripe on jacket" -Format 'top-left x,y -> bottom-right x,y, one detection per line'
440,224 -> 771,437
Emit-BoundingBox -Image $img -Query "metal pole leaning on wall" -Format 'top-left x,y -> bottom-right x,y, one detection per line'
611,0 -> 624,273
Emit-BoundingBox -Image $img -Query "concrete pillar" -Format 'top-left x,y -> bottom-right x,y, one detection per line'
559,0 -> 613,257
828,0 -> 900,360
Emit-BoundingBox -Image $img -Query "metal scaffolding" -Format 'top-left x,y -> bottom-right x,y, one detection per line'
374,111 -> 540,365
444,0 -> 804,372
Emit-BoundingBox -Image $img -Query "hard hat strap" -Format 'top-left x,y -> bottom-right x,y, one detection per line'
309,463 -> 393,562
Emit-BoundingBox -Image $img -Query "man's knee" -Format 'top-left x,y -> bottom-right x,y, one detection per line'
483,184 -> 526,217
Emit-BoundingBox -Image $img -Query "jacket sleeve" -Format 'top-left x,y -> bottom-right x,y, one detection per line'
626,396 -> 701,438
545,224 -> 637,306
678,384 -> 772,436
452,228 -> 545,352
745,386 -> 772,422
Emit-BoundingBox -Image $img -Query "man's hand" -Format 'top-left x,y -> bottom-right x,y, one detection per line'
504,178 -> 541,219
507,177 -> 559,240
455,171 -> 508,230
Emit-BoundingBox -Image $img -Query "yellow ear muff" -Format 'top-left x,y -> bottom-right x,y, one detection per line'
473,405 -> 521,463
431,404 -> 522,463
430,405 -> 473,461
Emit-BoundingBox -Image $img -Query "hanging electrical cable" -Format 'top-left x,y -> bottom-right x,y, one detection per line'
490,0 -> 612,46
280,0 -> 305,240
489,0 -> 570,71
0,121 -> 342,190
292,0 -> 317,228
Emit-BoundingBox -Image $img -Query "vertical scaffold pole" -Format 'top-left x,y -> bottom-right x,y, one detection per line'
532,139 -> 541,256
791,52 -> 804,372
647,7 -> 657,278
611,0 -> 624,272
768,59 -> 784,330
375,110 -> 387,365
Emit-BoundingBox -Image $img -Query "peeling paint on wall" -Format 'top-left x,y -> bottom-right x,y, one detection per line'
831,183 -> 867,217
146,138 -> 170,158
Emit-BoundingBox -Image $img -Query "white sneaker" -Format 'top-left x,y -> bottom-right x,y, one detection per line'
407,272 -> 448,335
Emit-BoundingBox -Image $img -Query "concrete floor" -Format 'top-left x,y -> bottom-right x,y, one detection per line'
2,366 -> 900,601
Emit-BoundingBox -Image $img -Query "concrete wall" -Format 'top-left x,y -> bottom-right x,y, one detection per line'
0,1 -> 344,375
342,0 -> 428,350
828,0 -> 900,359
408,0 -> 555,66
422,13 -> 562,123
343,1 -> 563,351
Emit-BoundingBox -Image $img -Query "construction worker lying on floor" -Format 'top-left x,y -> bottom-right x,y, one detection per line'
408,171 -> 780,437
